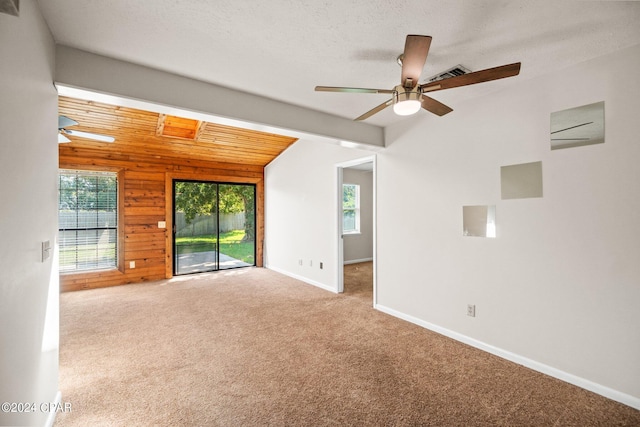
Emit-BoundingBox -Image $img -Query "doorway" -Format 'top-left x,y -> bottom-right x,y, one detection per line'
173,180 -> 256,275
336,156 -> 376,305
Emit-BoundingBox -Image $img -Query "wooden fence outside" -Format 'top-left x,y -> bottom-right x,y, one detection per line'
175,212 -> 245,237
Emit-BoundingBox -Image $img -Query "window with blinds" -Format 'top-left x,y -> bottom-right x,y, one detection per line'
59,170 -> 118,272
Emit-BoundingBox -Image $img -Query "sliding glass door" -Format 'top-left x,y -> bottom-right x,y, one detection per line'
217,184 -> 256,269
173,180 -> 255,275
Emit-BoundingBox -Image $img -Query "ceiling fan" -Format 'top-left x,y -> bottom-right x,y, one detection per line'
315,35 -> 521,121
58,115 -> 115,143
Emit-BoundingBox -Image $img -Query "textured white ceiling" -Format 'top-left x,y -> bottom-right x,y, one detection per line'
38,1 -> 640,127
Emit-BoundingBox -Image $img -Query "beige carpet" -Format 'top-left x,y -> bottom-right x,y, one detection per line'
54,263 -> 640,426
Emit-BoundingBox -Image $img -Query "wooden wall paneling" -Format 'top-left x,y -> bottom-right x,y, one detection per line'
256,179 -> 264,268
117,169 -> 126,275
125,236 -> 165,252
194,121 -> 207,141
125,249 -> 165,262
59,96 -> 292,292
156,114 -> 166,136
164,174 -> 174,280
126,206 -> 165,216
124,224 -> 161,234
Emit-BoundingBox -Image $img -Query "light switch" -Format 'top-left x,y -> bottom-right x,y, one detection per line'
41,240 -> 51,262
130,261 -> 136,269
158,221 -> 166,229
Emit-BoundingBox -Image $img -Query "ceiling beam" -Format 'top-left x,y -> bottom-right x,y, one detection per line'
54,45 -> 385,149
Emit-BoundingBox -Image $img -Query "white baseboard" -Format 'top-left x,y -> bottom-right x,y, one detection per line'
265,265 -> 338,294
44,391 -> 62,427
344,257 -> 373,265
374,304 -> 640,411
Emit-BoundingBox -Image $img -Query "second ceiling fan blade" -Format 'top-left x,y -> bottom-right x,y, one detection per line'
58,115 -> 78,129
421,96 -> 453,116
420,62 -> 521,92
315,86 -> 394,94
58,133 -> 71,143
401,35 -> 432,88
63,129 -> 115,143
355,99 -> 394,121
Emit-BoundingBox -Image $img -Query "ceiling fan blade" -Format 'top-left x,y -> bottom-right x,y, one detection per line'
421,96 -> 453,116
58,133 -> 71,143
315,86 -> 394,94
420,62 -> 521,92
58,115 -> 78,129
401,35 -> 432,88
63,129 -> 115,143
354,99 -> 393,121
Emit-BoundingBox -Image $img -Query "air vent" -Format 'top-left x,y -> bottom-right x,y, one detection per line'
426,64 -> 471,83
0,0 -> 19,16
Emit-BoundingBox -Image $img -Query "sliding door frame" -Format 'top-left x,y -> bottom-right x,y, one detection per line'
164,171 -> 264,279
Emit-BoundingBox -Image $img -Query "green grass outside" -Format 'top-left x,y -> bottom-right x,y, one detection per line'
176,229 -> 254,264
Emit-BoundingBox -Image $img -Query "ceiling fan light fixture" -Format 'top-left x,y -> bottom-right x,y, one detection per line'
393,90 -> 422,116
393,99 -> 421,116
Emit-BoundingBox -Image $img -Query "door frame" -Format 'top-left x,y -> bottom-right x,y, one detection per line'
336,155 -> 377,306
164,171 -> 263,279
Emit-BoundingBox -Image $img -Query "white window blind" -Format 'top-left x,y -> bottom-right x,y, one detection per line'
58,170 -> 118,272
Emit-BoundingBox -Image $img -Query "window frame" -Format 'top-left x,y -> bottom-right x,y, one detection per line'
342,183 -> 361,235
58,167 -> 125,274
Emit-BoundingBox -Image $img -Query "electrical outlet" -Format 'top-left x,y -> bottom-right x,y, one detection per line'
298,259 -> 303,266
130,261 -> 136,269
309,260 -> 313,267
467,304 -> 476,317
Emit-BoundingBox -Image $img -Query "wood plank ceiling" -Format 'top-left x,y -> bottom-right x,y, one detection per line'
58,96 -> 298,166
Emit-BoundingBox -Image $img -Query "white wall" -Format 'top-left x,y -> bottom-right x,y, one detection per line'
264,44 -> 640,407
377,44 -> 640,406
0,1 -> 60,426
343,168 -> 373,263
264,140 -> 374,292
